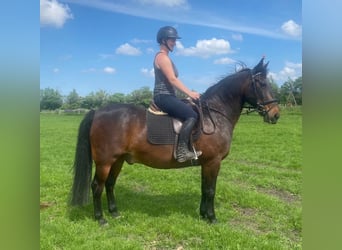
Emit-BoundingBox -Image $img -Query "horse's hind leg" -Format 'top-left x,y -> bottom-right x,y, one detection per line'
105,158 -> 124,218
91,164 -> 111,225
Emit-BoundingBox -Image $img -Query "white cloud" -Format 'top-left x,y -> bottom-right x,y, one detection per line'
146,48 -> 155,54
81,67 -> 116,74
232,33 -> 243,41
81,68 -> 97,73
141,68 -> 155,77
115,43 -> 142,56
281,20 -> 302,37
176,38 -> 232,58
40,0 -> 73,28
53,68 -> 59,73
131,38 -> 152,44
269,61 -> 302,84
98,53 -> 115,60
137,0 -> 188,8
103,67 -> 116,74
214,57 -> 235,65
59,54 -> 73,61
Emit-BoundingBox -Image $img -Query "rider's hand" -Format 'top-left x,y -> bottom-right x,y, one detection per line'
188,91 -> 200,100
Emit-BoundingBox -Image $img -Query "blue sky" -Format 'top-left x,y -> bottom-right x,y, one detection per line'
40,0 -> 302,96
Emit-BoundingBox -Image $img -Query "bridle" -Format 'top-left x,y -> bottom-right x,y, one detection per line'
197,70 -> 279,134
243,72 -> 278,116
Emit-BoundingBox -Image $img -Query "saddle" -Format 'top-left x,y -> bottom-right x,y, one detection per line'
146,99 -> 201,145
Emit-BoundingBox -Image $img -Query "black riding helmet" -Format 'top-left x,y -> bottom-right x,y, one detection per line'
156,26 -> 181,51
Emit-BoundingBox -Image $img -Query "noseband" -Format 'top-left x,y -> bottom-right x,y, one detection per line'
244,72 -> 278,116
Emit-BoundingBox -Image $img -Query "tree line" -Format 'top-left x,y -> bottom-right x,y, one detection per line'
40,76 -> 302,111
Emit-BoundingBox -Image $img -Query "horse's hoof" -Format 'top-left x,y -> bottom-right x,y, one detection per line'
200,211 -> 207,219
209,218 -> 218,224
111,211 -> 121,218
201,214 -> 218,224
98,218 -> 108,226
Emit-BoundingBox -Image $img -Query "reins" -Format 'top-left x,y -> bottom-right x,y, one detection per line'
186,99 -> 216,135
197,71 -> 279,132
199,100 -> 216,135
190,65 -> 280,135
196,99 -> 235,135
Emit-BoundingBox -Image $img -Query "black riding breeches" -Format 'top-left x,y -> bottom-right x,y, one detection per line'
154,94 -> 198,121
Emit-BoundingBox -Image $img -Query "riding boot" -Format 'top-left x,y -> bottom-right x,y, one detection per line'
176,117 -> 202,163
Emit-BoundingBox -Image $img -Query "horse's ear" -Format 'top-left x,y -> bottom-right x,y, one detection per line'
264,61 -> 269,69
252,57 -> 265,74
257,57 -> 264,67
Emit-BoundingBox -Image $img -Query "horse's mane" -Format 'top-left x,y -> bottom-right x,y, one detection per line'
201,59 -> 268,103
201,66 -> 251,102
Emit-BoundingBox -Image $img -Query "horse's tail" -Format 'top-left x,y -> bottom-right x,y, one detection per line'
69,109 -> 95,206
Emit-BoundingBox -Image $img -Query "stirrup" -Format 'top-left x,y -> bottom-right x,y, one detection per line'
191,145 -> 202,160
177,152 -> 196,163
176,146 -> 202,163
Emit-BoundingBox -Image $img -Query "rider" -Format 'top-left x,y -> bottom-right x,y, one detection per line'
153,26 -> 202,162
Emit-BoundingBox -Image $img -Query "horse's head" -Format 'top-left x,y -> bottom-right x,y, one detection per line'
245,58 -> 280,124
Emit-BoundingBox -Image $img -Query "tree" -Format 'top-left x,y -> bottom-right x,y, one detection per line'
40,88 -> 63,110
108,93 -> 126,104
81,90 -> 110,109
126,86 -> 152,107
280,77 -> 302,105
62,89 -> 81,109
268,76 -> 281,102
292,76 -> 302,105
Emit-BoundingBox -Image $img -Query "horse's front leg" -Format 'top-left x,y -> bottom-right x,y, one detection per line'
200,161 -> 221,223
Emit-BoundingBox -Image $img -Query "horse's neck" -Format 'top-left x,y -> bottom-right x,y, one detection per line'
202,74 -> 249,125
203,96 -> 242,127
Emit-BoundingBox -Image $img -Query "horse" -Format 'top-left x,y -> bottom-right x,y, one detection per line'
70,58 -> 280,225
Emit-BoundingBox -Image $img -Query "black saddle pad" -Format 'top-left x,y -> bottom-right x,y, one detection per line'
146,111 -> 176,145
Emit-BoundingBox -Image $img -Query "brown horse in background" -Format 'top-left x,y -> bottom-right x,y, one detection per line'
70,58 -> 280,225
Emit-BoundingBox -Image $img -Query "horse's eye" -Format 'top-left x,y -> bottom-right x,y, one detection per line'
259,81 -> 267,88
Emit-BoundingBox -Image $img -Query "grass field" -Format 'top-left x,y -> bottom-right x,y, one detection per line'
40,106 -> 302,249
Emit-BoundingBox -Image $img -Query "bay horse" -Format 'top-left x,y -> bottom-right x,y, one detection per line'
70,58 -> 280,225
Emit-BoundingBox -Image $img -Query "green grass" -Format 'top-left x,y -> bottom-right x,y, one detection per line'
40,107 -> 302,249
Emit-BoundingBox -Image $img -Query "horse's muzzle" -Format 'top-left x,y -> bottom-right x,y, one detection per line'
263,106 -> 280,124
264,112 -> 280,124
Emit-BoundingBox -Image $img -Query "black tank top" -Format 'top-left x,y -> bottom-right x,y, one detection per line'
153,52 -> 178,97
